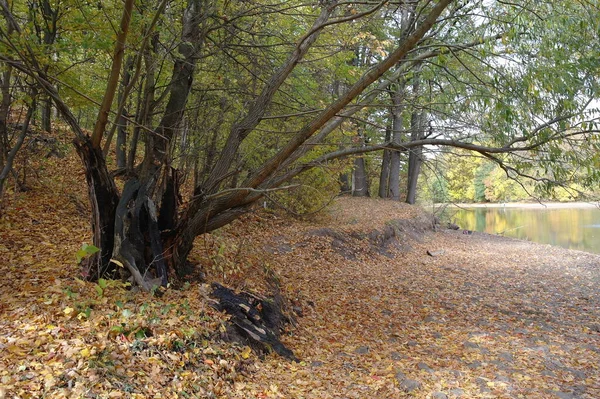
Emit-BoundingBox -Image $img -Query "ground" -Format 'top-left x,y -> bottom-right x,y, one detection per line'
0,150 -> 599,398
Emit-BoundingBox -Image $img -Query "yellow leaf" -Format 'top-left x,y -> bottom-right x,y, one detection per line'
63,306 -> 74,315
241,346 -> 252,359
7,345 -> 26,356
80,348 -> 91,357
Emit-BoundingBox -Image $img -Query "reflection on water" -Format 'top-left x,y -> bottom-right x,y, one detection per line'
449,206 -> 600,254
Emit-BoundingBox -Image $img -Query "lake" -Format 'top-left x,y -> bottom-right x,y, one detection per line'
446,203 -> 600,254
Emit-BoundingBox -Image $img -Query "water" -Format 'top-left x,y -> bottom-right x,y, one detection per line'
448,205 -> 600,254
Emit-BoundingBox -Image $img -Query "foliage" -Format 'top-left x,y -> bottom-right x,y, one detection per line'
474,162 -> 495,202
268,161 -> 348,215
75,243 -> 99,264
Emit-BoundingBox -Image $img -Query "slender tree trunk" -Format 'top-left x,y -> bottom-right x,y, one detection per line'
0,96 -> 35,209
116,112 -> 127,168
128,40 -> 157,172
40,96 -> 51,132
378,124 -> 392,198
198,96 -> 227,184
406,112 -> 425,204
388,82 -> 405,200
91,0 -> 134,149
0,63 -> 12,169
115,58 -> 134,168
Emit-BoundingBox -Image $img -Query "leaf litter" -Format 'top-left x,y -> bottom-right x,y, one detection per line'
1,142 -> 599,398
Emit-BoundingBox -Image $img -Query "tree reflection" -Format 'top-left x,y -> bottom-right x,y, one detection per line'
452,207 -> 600,254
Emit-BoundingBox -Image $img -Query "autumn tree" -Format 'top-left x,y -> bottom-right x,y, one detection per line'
0,0 -> 455,289
1,0 -> 599,291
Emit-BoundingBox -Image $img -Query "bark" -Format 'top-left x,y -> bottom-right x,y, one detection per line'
340,172 -> 351,194
406,112 -> 424,204
352,156 -> 370,197
128,36 -> 157,172
211,283 -> 297,361
91,0 -> 134,149
0,63 -> 11,169
103,56 -> 133,166
73,137 -> 120,280
198,96 -> 227,184
116,110 -> 127,168
378,125 -> 392,198
40,97 -> 51,132
388,83 -> 405,200
38,0 -> 58,134
111,178 -> 168,289
146,0 -> 204,173
0,97 -> 35,206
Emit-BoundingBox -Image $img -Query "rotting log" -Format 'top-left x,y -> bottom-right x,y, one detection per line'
210,282 -> 298,361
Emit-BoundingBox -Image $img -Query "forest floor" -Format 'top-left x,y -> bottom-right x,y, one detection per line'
0,145 -> 600,398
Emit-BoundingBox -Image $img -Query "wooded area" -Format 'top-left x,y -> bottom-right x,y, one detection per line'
1,0 -> 599,291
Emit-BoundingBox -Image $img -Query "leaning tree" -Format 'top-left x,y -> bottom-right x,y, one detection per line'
0,0 -> 455,289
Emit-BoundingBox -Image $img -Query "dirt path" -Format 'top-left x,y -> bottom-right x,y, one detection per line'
249,199 -> 600,399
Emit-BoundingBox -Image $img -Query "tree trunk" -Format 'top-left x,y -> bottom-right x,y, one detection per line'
104,56 -> 133,167
40,97 -> 51,132
0,63 -> 11,170
388,82 -> 405,200
116,112 -> 127,168
405,71 -> 424,205
340,172 -> 351,194
0,96 -> 35,208
352,155 -> 370,197
128,37 -> 157,172
406,112 -> 425,204
378,124 -> 392,198
73,137 -> 120,280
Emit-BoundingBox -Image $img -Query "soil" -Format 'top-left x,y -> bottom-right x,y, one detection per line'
241,197 -> 600,399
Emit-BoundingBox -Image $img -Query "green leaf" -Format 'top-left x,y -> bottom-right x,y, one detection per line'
135,329 -> 147,339
76,243 -> 100,263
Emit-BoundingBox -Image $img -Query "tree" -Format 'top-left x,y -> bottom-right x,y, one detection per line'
0,0 -> 454,289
